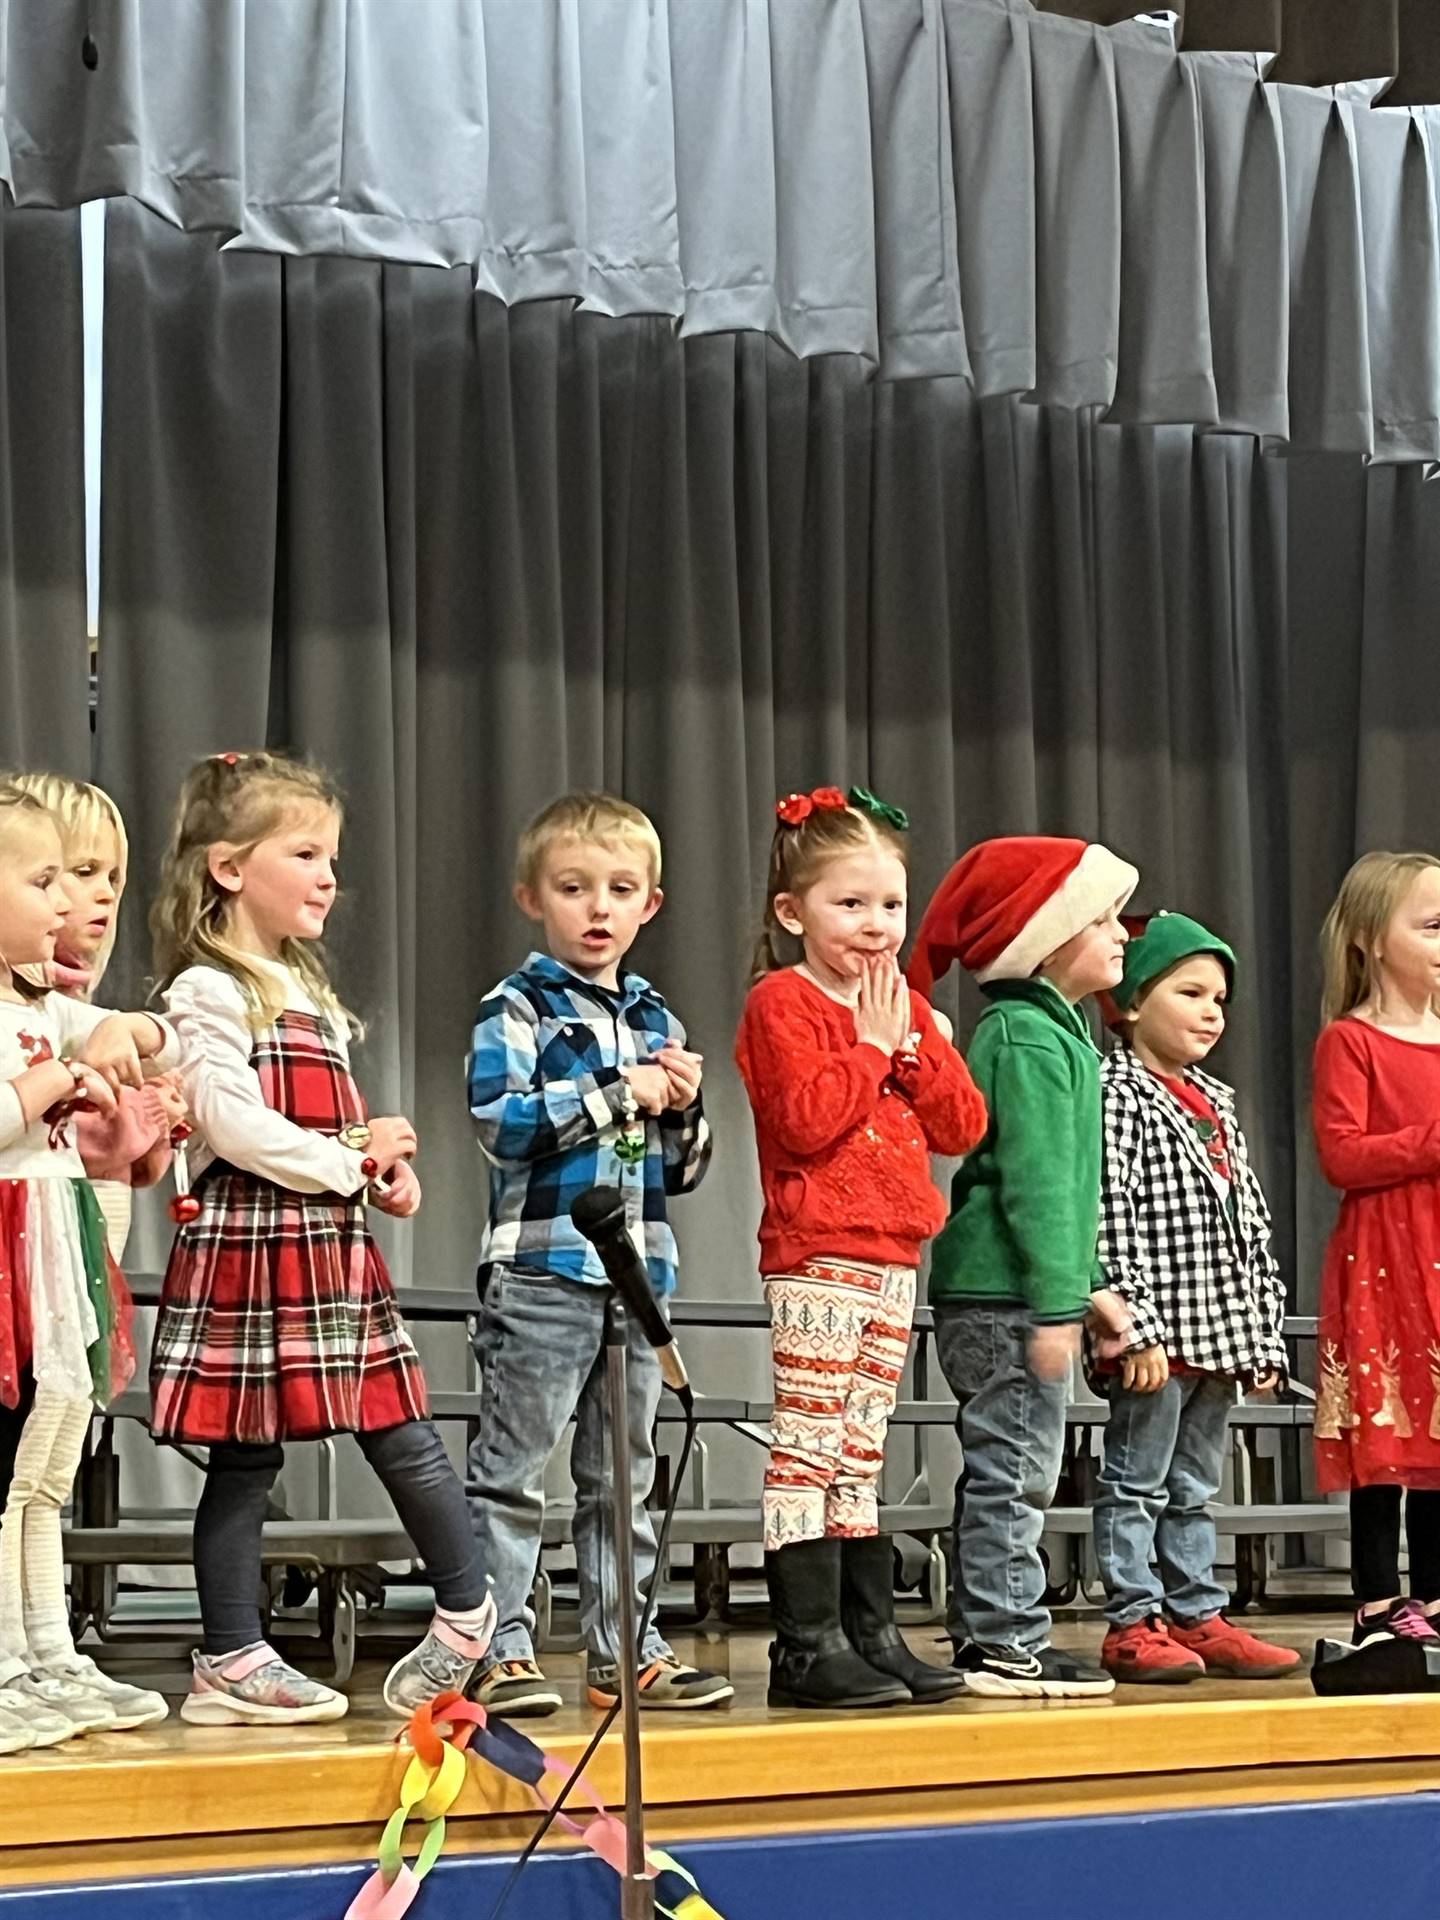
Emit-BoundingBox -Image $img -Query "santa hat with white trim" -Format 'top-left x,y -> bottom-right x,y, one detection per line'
907,836 -> 1139,994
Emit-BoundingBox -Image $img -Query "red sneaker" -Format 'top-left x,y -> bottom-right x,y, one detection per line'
1166,1614 -> 1300,1678
1101,1616 -> 1205,1684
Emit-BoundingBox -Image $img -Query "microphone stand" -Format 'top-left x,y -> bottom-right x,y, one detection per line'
603,1293 -> 655,1920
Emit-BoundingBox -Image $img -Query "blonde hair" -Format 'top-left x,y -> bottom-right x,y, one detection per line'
0,783 -> 62,1003
1320,850 -> 1440,1025
151,752 -> 353,1031
516,792 -> 662,892
752,801 -> 908,980
10,772 -> 129,991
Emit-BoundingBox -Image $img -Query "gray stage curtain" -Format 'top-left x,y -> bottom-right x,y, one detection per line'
5,1 -> 1440,455
93,196 -> 1440,1350
0,195 -> 87,774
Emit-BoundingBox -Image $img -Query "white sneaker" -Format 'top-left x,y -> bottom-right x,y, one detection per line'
0,1678 -> 75,1749
41,1656 -> 169,1731
6,1668 -> 119,1735
180,1644 -> 349,1726
0,1696 -> 35,1755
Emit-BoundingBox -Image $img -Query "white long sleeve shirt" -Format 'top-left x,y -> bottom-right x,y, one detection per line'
0,995 -> 179,1178
167,962 -> 369,1196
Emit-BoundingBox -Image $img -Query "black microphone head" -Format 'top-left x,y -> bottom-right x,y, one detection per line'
570,1186 -> 625,1240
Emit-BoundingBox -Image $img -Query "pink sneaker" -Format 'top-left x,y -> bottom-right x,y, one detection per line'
1354,1599 -> 1440,1646
180,1643 -> 349,1726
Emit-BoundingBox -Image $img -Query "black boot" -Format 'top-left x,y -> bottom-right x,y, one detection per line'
840,1535 -> 967,1702
766,1540 -> 910,1709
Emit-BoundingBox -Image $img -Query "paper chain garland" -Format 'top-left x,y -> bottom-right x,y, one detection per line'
344,1691 -> 724,1920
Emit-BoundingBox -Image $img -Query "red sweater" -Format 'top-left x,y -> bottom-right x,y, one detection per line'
735,968 -> 988,1274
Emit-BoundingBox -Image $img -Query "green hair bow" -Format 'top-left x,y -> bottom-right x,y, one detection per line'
848,785 -> 909,832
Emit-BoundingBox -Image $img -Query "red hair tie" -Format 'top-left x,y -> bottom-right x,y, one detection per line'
776,785 -> 848,828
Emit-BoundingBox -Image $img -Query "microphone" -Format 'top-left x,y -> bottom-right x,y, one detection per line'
570,1186 -> 691,1400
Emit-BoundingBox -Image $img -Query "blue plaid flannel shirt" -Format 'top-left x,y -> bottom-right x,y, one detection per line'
468,951 -> 711,1295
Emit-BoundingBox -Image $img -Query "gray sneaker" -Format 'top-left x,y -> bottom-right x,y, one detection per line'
7,1668 -> 119,1734
0,1695 -> 36,1754
383,1596 -> 498,1718
42,1656 -> 169,1731
180,1644 -> 348,1726
0,1677 -> 74,1749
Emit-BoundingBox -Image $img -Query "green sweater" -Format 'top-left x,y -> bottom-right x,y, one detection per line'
928,978 -> 1102,1323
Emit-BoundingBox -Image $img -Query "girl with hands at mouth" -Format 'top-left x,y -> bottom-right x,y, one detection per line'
736,785 -> 986,1711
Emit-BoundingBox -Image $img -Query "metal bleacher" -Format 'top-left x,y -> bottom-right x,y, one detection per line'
65,1283 -> 1336,1679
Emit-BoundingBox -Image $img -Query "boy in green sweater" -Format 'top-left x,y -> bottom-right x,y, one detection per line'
908,835 -> 1137,1699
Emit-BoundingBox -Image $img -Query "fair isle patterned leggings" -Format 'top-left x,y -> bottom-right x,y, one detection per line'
762,1258 -> 917,1552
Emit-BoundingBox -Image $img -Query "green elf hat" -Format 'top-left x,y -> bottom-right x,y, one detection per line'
1110,910 -> 1237,1015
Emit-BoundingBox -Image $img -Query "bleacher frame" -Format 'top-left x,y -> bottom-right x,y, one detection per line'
64,1282 -> 1335,1677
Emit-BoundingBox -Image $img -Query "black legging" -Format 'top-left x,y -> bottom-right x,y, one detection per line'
194,1418 -> 486,1653
1350,1485 -> 1440,1606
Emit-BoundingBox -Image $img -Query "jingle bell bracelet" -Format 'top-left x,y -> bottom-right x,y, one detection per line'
167,1121 -> 201,1225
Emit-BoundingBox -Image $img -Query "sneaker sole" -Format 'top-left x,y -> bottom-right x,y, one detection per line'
1104,1665 -> 1203,1686
54,1711 -> 122,1734
0,1731 -> 34,1754
181,1692 -> 349,1726
1192,1662 -> 1299,1680
478,1692 -> 564,1717
587,1683 -> 737,1711
963,1670 -> 1117,1700
101,1701 -> 172,1730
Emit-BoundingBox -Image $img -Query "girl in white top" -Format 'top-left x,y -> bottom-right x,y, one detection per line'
0,786 -> 176,1750
10,773 -> 184,1261
149,751 -> 494,1726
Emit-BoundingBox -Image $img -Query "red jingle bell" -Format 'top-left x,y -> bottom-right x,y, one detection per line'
169,1194 -> 202,1225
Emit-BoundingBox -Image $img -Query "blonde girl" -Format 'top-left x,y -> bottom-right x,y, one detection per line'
1314,852 -> 1440,1647
149,751 -> 493,1726
0,784 -> 175,1748
11,773 -> 181,1258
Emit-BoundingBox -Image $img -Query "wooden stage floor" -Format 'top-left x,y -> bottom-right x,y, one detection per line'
6,1613 -> 1440,1889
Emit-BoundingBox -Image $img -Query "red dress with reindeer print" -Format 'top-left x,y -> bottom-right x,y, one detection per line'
1314,1018 -> 1440,1490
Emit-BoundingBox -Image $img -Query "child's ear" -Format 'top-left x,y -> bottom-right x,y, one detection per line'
639,886 -> 664,926
514,882 -> 544,924
773,892 -> 804,937
207,844 -> 244,896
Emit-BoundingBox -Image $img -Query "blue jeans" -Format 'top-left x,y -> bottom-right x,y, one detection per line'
935,1303 -> 1069,1655
1093,1374 -> 1235,1628
465,1267 -> 671,1669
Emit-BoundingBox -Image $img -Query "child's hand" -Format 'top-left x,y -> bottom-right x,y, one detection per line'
855,955 -> 910,1057
1087,1287 -> 1131,1335
655,1045 -> 703,1110
79,1016 -> 145,1091
1028,1322 -> 1080,1382
67,1061 -> 118,1116
367,1115 -> 418,1175
1247,1371 -> 1279,1396
371,1160 -> 422,1218
149,1072 -> 188,1132
622,1064 -> 671,1115
1085,1286 -> 1134,1360
931,1007 -> 954,1045
1121,1345 -> 1169,1394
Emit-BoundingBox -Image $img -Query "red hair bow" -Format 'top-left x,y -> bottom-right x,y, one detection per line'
776,786 -> 848,827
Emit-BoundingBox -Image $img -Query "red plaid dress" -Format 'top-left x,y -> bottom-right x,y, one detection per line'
149,1011 -> 429,1445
